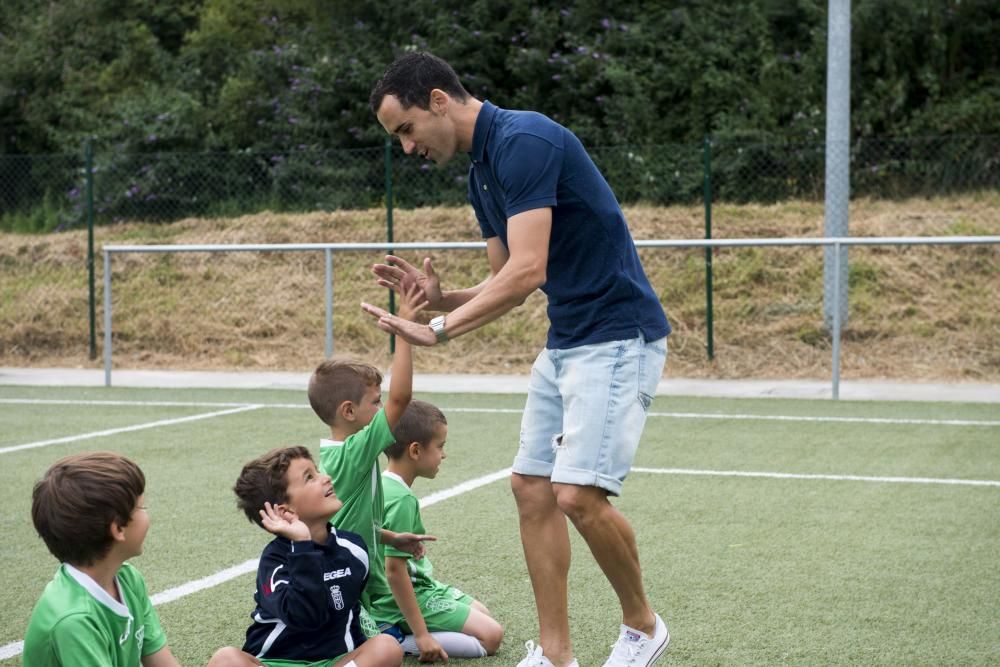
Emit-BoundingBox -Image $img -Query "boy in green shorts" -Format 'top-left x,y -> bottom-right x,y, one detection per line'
23,451 -> 184,667
209,446 -> 403,667
374,401 -> 504,659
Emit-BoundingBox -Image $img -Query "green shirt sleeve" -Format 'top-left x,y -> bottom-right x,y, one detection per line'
119,565 -> 168,657
383,492 -> 424,559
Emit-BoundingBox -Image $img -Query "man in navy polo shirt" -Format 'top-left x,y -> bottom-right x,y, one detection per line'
365,52 -> 671,667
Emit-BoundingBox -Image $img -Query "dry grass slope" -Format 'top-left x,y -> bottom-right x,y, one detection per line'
1,194 -> 998,381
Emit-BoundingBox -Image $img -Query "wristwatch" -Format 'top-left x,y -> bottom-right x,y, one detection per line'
429,315 -> 449,344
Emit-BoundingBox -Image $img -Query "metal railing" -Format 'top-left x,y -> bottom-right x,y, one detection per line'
102,235 -> 1000,398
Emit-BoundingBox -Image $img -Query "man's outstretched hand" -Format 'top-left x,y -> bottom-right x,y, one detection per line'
361,278 -> 435,345
372,255 -> 442,310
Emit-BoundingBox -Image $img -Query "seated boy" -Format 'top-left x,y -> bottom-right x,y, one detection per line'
210,445 -> 402,667
24,451 -> 183,667
373,400 -> 504,658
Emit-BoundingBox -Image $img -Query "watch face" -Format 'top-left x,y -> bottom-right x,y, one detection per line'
430,316 -> 447,342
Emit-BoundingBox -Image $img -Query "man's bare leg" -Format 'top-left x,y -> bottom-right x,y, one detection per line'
513,473 -> 575,666
553,483 -> 655,633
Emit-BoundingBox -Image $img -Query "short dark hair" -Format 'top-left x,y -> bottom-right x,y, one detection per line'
385,400 -> 447,460
308,358 -> 382,426
31,452 -> 145,566
234,446 -> 313,528
369,52 -> 470,114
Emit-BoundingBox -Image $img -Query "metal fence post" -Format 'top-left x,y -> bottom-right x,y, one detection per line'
823,0 -> 851,329
86,140 -> 97,359
831,241 -> 842,399
103,249 -> 113,387
385,137 -> 396,353
325,248 -> 333,358
703,136 -> 714,361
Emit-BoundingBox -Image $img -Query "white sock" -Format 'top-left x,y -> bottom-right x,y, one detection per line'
400,631 -> 487,658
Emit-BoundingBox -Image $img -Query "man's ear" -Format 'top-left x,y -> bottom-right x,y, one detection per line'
429,88 -> 449,115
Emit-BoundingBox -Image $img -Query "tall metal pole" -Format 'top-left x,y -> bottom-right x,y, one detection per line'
385,138 -> 396,353
86,141 -> 97,359
325,248 -> 333,358
103,250 -> 113,387
823,0 -> 851,329
702,137 -> 714,360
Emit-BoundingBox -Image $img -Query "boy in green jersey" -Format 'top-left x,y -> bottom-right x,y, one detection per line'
23,452 -> 184,667
313,284 -> 481,662
375,401 -> 504,659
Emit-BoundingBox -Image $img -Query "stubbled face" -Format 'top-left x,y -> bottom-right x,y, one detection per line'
415,423 -> 448,479
283,457 -> 341,522
353,384 -> 383,427
376,93 -> 459,165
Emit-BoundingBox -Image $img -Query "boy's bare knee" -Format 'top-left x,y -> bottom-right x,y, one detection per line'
364,633 -> 404,666
482,620 -> 504,655
207,646 -> 256,667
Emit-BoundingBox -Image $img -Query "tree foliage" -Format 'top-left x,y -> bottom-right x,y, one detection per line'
1,0 -> 997,157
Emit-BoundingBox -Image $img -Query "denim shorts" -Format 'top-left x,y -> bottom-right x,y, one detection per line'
512,334 -> 667,496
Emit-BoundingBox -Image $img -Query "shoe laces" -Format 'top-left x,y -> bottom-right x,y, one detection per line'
608,631 -> 646,664
521,641 -> 550,667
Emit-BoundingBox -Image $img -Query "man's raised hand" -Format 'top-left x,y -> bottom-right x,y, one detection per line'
372,255 -> 443,310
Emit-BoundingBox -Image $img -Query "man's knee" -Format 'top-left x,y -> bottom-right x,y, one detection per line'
511,472 -> 556,516
552,483 -> 608,524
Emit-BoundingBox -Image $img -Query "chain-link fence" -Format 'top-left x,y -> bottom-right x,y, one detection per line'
2,136 -> 998,380
2,136 -> 999,233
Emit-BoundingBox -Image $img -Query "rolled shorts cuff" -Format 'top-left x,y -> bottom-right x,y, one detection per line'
511,454 -> 554,479
551,465 -> 624,496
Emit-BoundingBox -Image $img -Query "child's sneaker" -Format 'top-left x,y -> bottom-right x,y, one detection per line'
378,622 -> 405,644
516,640 -> 579,667
601,614 -> 670,667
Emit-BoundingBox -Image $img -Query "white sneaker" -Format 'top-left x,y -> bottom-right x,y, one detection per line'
602,614 -> 670,667
516,641 -> 579,667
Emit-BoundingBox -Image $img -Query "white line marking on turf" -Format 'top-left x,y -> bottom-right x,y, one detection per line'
3,398 -> 997,427
419,468 -> 512,508
0,642 -> 22,661
646,411 -> 1000,426
149,558 -> 260,606
0,398 -> 256,408
632,467 -> 1000,487
0,405 -> 262,455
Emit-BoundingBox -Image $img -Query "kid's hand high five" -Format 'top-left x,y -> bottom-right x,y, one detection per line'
361,279 -> 435,345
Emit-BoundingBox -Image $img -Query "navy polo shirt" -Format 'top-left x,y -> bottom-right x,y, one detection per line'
467,101 -> 670,349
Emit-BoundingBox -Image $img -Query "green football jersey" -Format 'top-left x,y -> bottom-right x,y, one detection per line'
23,563 -> 167,667
371,470 -> 455,624
319,408 -> 395,607
380,471 -> 438,587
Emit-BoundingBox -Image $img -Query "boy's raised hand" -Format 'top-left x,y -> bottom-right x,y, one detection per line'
396,276 -> 430,320
361,279 -> 434,345
259,502 -> 310,542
